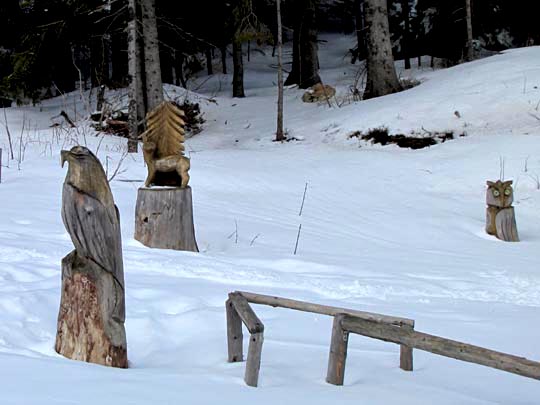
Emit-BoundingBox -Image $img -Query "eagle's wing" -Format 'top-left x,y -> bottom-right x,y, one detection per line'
62,182 -> 124,288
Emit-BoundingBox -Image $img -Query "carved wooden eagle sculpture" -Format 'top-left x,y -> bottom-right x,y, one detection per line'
60,146 -> 124,282
56,145 -> 127,368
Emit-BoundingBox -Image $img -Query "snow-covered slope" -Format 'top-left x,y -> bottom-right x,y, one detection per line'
1,35 -> 539,404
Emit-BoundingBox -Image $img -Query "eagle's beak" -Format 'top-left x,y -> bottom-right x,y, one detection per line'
60,150 -> 70,168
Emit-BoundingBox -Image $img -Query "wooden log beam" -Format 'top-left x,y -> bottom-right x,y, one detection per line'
341,315 -> 540,380
236,291 -> 414,327
229,292 -> 264,334
245,332 -> 264,387
326,314 -> 349,385
226,298 -> 243,362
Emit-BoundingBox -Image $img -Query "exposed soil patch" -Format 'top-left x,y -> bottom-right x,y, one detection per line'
349,127 -> 465,150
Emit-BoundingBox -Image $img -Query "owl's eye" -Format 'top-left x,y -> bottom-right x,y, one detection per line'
504,188 -> 511,196
492,189 -> 500,197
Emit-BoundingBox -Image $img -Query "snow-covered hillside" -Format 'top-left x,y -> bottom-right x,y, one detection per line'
1,35 -> 539,404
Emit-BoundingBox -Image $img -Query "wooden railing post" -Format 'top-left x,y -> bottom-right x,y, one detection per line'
245,332 -> 264,387
400,323 -> 414,371
326,314 -> 349,385
226,298 -> 243,362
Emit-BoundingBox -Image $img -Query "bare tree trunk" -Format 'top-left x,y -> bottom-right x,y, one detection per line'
140,0 -> 163,111
465,0 -> 474,61
284,0 -> 321,89
127,0 -> 144,153
220,46 -> 228,74
363,0 -> 402,99
232,37 -> 245,98
175,53 -> 187,88
275,0 -> 285,141
402,0 -> 411,69
205,48 -> 214,75
353,0 -> 366,63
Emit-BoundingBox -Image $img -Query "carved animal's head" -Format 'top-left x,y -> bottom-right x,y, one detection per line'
486,180 -> 513,208
143,141 -> 157,152
61,146 -> 113,207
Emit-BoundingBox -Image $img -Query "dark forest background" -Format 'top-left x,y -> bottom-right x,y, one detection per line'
0,0 -> 538,104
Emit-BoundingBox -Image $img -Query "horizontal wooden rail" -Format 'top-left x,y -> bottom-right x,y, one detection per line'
237,291 -> 414,327
340,315 -> 540,381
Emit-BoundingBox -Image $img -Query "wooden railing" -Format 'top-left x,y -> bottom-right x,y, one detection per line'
226,291 -> 540,387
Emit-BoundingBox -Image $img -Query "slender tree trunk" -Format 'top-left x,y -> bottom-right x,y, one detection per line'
232,37 -> 245,97
205,48 -> 214,75
465,0 -> 474,61
284,0 -> 321,89
175,53 -> 187,88
140,0 -> 163,111
402,0 -> 411,69
127,0 -> 144,153
363,0 -> 402,99
275,0 -> 285,142
353,0 -> 366,63
220,46 -> 228,74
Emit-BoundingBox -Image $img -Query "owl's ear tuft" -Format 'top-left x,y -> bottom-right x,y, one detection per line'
486,181 -> 495,187
503,180 -> 513,187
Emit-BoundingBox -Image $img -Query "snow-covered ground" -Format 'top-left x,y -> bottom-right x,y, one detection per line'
1,35 -> 540,404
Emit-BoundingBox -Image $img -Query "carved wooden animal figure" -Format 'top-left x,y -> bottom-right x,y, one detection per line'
56,146 -> 128,368
486,180 -> 519,242
142,140 -> 190,188
140,101 -> 191,188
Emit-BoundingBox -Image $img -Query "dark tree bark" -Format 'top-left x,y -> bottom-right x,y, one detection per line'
402,0 -> 411,69
220,46 -> 228,74
353,0 -> 367,63
465,0 -> 474,61
232,37 -> 245,97
206,48 -> 214,75
363,0 -> 402,99
284,0 -> 321,89
275,0 -> 285,141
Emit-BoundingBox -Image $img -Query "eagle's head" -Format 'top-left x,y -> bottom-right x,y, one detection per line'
61,146 -> 113,207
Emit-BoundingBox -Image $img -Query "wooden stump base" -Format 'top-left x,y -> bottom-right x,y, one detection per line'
134,186 -> 199,252
55,251 -> 128,368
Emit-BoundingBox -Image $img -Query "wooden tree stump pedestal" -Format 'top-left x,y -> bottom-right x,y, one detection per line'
134,186 -> 199,252
55,251 -> 128,368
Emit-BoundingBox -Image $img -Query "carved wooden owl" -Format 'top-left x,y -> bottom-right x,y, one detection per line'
485,180 -> 519,242
486,180 -> 513,208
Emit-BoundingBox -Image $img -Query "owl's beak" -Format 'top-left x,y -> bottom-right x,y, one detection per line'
60,150 -> 70,167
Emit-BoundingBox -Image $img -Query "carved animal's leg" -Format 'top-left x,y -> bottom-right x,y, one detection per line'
486,206 -> 498,236
177,158 -> 190,188
145,165 -> 156,187
495,207 -> 519,242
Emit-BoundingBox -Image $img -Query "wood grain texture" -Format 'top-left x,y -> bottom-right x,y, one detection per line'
495,207 -> 519,242
326,314 -> 349,385
400,324 -> 414,371
237,291 -> 413,327
245,332 -> 264,387
226,298 -> 243,362
134,186 -> 199,252
57,146 -> 127,368
341,315 -> 540,380
229,292 -> 264,334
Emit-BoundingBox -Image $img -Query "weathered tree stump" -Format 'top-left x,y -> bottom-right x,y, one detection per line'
56,146 -> 128,368
55,251 -> 128,368
134,186 -> 199,252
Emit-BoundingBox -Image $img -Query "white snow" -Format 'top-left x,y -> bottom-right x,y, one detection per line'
1,35 -> 540,404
